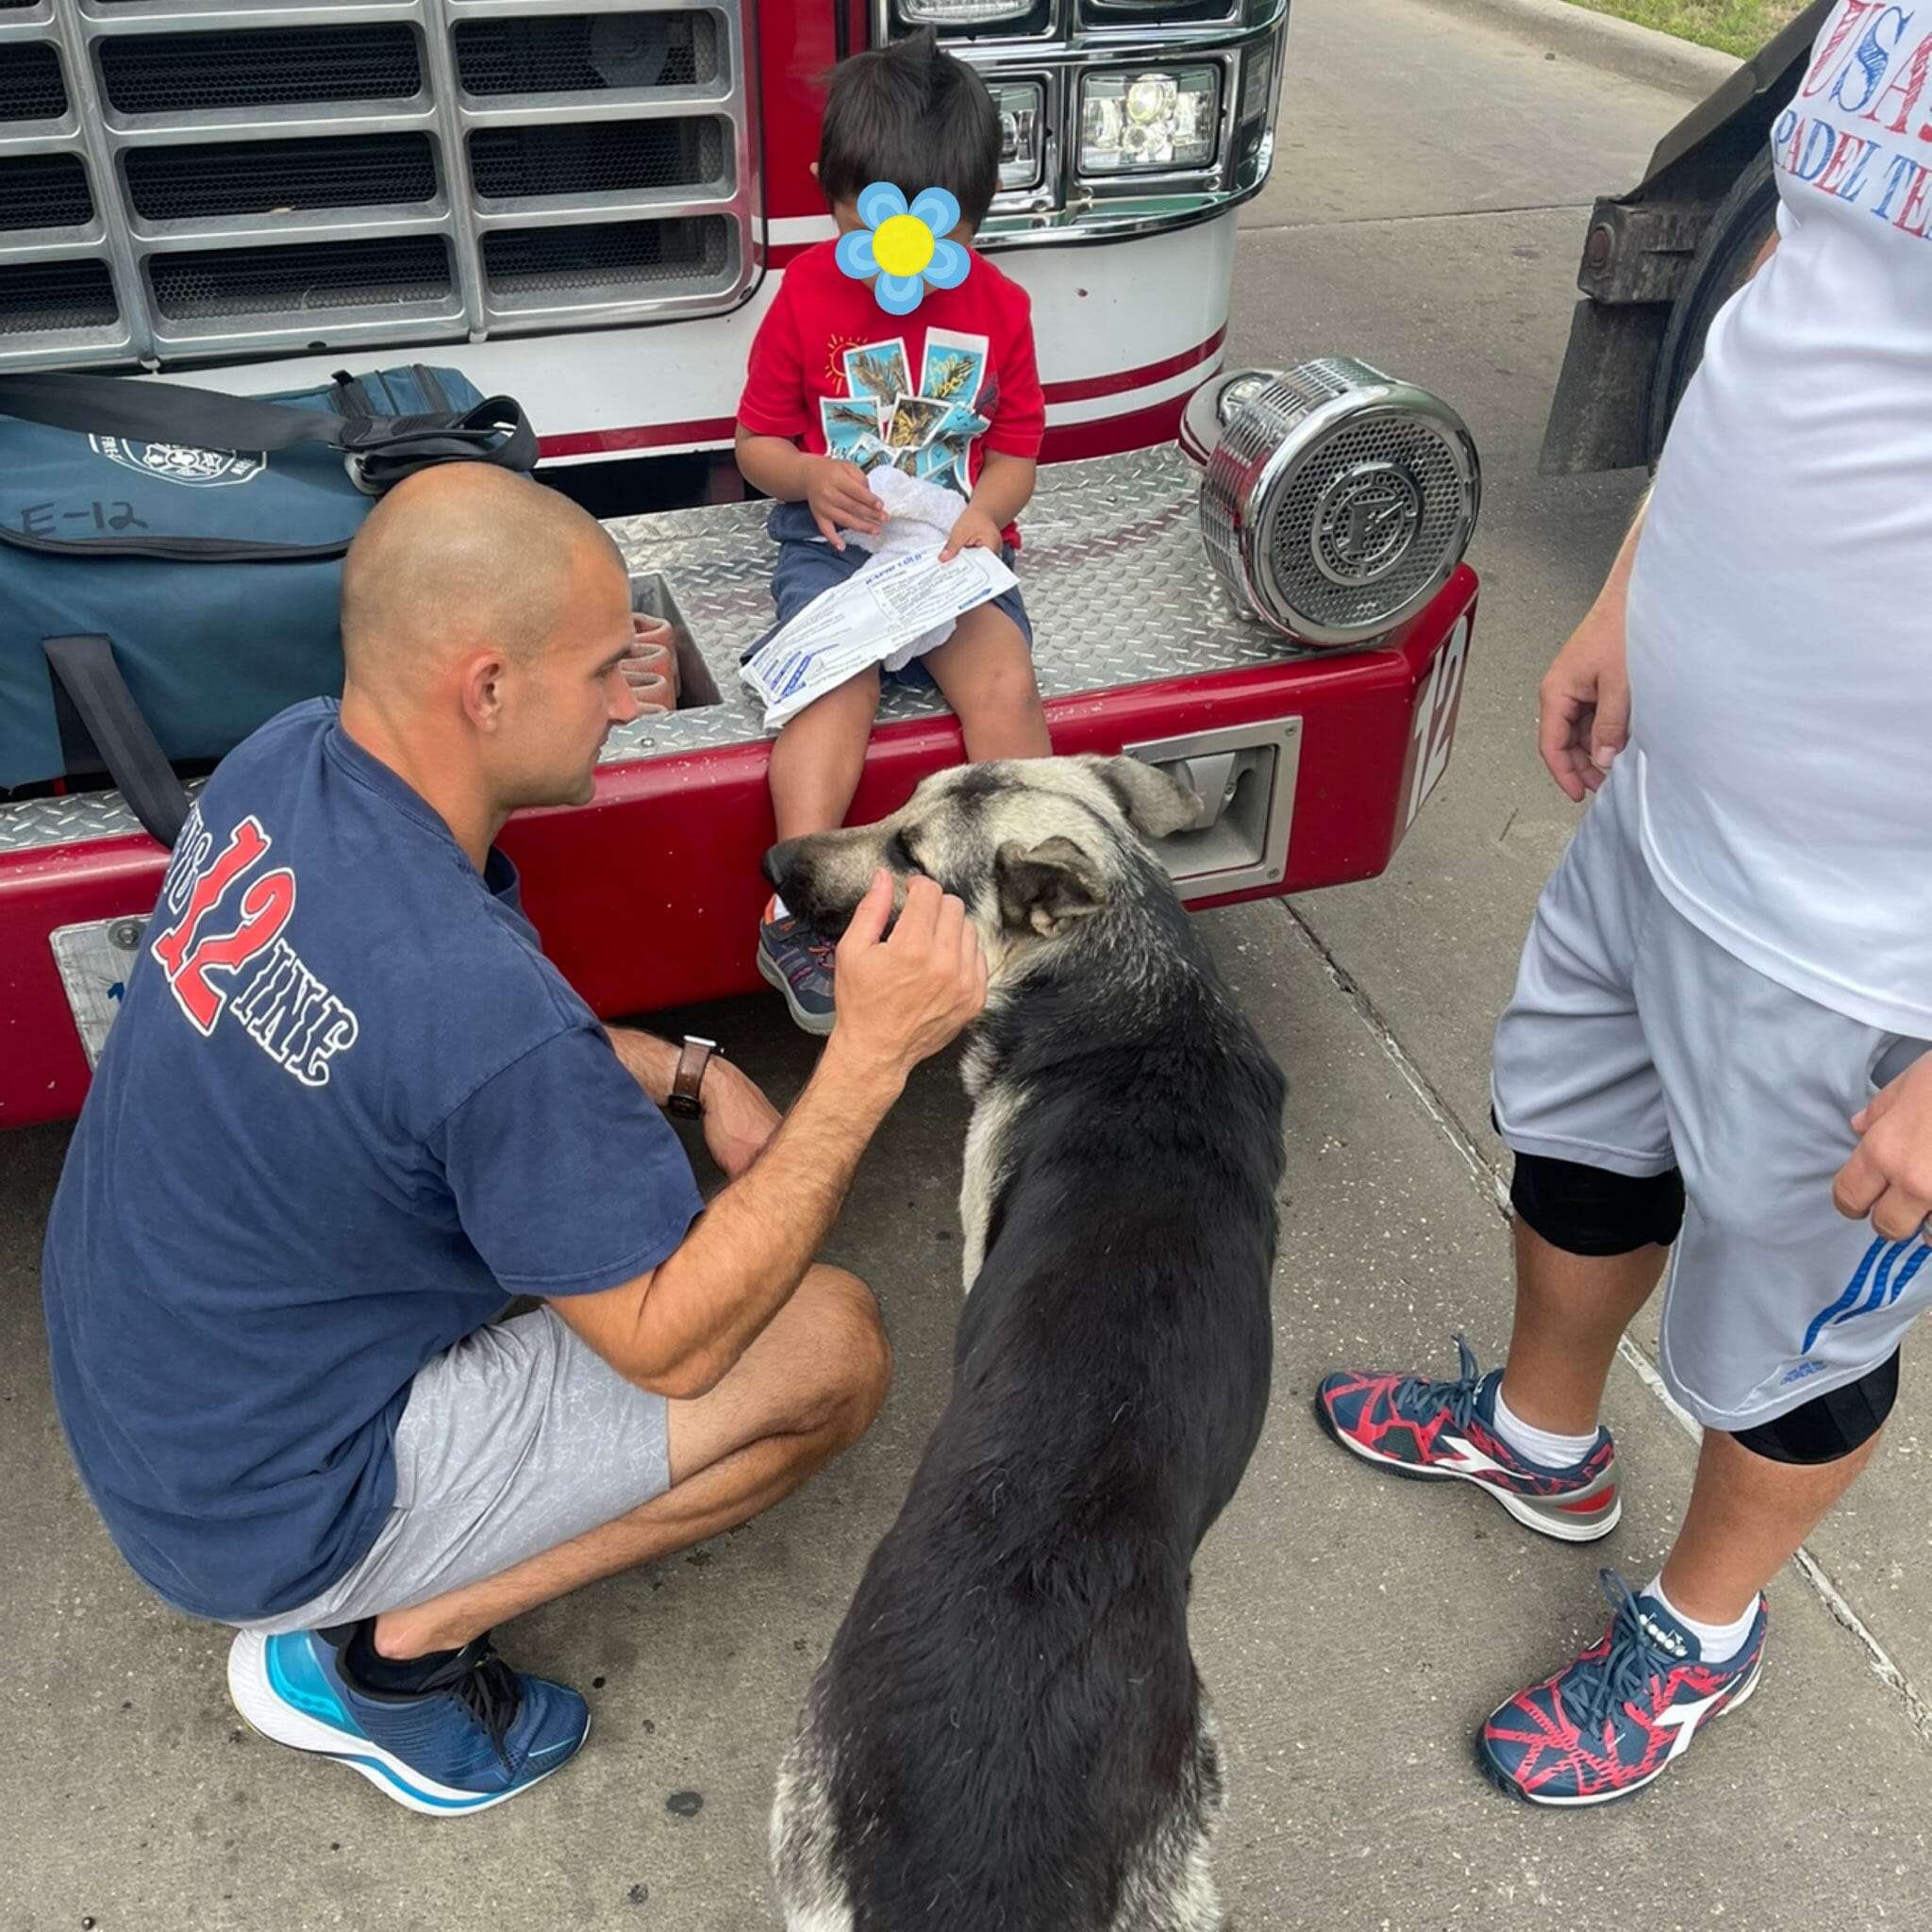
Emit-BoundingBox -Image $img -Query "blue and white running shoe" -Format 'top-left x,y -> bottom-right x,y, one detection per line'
227,1628 -> 590,1815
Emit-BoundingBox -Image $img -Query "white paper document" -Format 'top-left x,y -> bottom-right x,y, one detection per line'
741,542 -> 1017,731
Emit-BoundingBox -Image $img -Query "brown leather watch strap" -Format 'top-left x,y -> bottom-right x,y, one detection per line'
669,1035 -> 717,1117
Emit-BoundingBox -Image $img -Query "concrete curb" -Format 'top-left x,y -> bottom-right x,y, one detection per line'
1428,0 -> 1741,100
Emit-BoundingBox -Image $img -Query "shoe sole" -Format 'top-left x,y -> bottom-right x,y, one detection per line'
758,945 -> 835,1038
226,1630 -> 588,1817
1475,1657 -> 1762,1808
1312,1393 -> 1622,1544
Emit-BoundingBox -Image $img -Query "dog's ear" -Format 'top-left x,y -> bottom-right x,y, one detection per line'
1084,756 -> 1203,840
996,836 -> 1108,938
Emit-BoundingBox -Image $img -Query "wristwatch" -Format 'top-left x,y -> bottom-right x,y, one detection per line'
668,1035 -> 719,1118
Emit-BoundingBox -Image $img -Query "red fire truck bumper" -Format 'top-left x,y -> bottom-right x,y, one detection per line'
1,451 -> 1474,1128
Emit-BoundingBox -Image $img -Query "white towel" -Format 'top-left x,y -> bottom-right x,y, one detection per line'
846,468 -> 974,672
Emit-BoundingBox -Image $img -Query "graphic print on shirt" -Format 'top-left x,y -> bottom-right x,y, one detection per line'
149,803 -> 360,1085
1773,4 -> 1932,236
818,327 -> 995,495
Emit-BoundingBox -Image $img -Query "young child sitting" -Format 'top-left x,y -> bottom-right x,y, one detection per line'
736,27 -> 1052,1034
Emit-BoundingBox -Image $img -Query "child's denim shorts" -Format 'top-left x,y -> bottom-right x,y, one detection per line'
744,500 -> 1033,691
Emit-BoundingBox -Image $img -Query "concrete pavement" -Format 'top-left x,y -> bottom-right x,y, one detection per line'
9,4 -> 1931,1927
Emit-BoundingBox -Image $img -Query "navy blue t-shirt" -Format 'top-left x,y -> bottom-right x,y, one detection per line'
42,700 -> 704,1622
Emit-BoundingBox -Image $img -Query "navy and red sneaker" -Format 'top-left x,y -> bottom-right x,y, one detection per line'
1314,1335 -> 1620,1541
1479,1570 -> 1767,1807
758,900 -> 837,1036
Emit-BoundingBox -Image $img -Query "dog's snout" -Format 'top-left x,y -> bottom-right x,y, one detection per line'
762,839 -> 799,892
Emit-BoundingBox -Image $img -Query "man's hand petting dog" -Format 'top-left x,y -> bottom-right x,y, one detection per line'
700,1060 -> 782,1181
804,456 -> 885,550
828,871 -> 986,1091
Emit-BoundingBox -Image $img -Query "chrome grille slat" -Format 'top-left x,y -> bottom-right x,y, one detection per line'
453,10 -> 721,94
0,1 -> 752,369
125,133 -> 441,224
0,42 -> 64,123
0,149 -> 90,226
0,257 -> 113,332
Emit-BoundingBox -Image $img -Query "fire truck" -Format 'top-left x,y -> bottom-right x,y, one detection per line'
0,1 -> 1483,1127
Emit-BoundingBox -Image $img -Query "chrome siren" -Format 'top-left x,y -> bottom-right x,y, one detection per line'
1194,358 -> 1479,648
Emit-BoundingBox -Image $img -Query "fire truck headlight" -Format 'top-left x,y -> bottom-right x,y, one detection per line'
993,82 -> 1046,192
1078,67 -> 1220,175
895,0 -> 1035,23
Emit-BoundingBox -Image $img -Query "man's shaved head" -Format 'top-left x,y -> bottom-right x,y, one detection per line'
341,464 -> 625,686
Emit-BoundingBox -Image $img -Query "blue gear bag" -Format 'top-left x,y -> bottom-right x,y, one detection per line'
0,364 -> 536,842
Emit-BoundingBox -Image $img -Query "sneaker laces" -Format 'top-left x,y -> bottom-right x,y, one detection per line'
1566,1570 -> 1671,1732
422,1637 -> 524,1769
770,914 -> 836,975
1390,1333 -> 1485,1431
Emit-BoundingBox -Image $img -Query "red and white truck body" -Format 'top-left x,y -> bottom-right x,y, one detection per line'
0,1 -> 1481,1127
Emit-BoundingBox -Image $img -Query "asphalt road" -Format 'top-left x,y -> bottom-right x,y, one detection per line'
10,5 -> 1932,1928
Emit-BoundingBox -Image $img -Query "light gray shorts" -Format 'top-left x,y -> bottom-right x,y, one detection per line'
1491,760 -> 1929,1432
236,1305 -> 671,1635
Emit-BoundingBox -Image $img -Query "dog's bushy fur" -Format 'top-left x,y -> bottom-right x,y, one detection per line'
768,758 -> 1287,1932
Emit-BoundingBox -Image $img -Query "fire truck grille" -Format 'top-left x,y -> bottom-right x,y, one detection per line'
484,216 -> 729,300
0,155 -> 92,231
0,259 -> 116,336
469,122 -> 727,202
0,44 -> 65,122
126,137 -> 441,224
0,4 -> 751,367
147,237 -> 453,322
455,13 -> 722,94
99,28 -> 425,115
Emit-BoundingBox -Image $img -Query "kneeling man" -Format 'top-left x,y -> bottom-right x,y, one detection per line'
41,465 -> 984,1813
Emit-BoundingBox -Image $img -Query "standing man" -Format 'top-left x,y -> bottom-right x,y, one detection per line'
42,464 -> 985,1814
1318,1 -> 1932,1804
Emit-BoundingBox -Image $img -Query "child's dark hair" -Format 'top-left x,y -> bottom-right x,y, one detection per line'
818,28 -> 1002,231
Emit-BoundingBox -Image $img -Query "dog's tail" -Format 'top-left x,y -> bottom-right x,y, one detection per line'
771,1688 -> 858,1932
776,1605 -> 1225,1932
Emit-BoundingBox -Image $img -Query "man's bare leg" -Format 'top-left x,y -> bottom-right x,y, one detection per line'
1495,1219 -> 1669,1436
372,1266 -> 891,1657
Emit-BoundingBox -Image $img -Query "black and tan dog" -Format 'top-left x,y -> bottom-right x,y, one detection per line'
766,756 -> 1287,1932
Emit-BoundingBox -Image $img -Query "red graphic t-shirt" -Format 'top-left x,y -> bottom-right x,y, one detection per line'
737,240 -> 1044,539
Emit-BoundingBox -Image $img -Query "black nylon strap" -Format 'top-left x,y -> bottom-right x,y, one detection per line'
41,634 -> 192,848
0,371 -> 536,488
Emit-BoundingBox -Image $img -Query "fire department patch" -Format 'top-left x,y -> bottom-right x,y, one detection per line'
89,437 -> 265,488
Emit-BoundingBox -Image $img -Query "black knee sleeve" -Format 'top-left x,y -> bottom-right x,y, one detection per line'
1730,1349 -> 1901,1465
1509,1151 -> 1686,1257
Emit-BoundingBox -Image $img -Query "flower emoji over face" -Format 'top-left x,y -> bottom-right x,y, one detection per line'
835,183 -> 971,316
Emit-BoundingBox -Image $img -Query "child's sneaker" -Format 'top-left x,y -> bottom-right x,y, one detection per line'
1478,1570 -> 1767,1806
1315,1335 -> 1621,1541
226,1627 -> 589,1815
758,900 -> 837,1035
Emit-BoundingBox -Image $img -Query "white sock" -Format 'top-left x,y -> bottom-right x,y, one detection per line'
767,892 -> 791,922
1646,1574 -> 1759,1666
1491,1383 -> 1598,1471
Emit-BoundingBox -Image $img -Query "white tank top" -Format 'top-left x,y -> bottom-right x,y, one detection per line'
1627,0 -> 1932,1037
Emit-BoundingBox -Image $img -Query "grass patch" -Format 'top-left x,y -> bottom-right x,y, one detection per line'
1561,0 -> 1813,59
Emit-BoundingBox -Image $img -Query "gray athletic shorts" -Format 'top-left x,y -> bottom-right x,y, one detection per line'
235,1305 -> 672,1635
1491,759 -> 1930,1433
